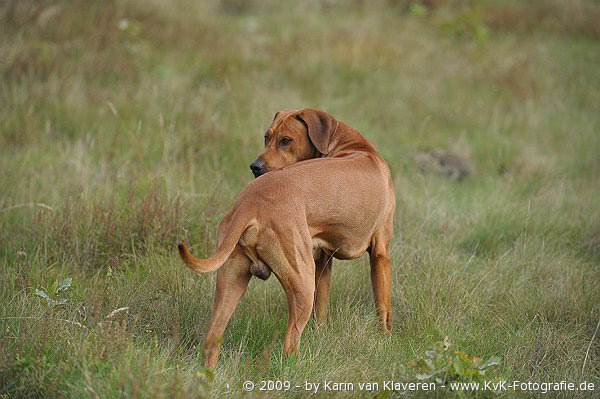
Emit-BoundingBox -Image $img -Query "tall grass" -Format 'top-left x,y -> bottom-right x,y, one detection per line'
1,0 -> 599,397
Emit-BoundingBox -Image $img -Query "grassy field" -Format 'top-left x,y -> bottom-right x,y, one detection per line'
1,0 -> 599,397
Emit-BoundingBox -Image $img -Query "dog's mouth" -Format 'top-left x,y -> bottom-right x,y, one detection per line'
251,169 -> 264,178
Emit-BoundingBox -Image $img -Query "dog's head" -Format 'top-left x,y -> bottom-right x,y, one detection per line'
249,109 -> 338,177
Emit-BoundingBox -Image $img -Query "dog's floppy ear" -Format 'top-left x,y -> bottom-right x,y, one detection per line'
295,109 -> 337,155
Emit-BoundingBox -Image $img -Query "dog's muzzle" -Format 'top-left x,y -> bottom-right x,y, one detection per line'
250,159 -> 266,177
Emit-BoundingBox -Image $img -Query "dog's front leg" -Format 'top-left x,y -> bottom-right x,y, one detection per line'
369,240 -> 392,332
313,249 -> 333,326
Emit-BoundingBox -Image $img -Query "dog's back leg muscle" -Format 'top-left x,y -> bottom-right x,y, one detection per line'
204,248 -> 252,368
258,227 -> 316,354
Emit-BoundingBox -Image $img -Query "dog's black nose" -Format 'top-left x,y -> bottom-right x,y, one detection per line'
250,159 -> 265,177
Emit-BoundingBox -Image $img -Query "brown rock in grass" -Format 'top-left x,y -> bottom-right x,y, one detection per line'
415,148 -> 473,181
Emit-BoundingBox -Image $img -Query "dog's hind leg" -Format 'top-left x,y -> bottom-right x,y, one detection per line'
259,229 -> 315,355
204,248 -> 251,369
280,269 -> 315,354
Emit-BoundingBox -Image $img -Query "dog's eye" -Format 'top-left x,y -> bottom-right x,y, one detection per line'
279,137 -> 292,147
264,135 -> 269,146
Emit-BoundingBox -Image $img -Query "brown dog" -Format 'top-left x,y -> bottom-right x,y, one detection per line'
178,109 -> 395,368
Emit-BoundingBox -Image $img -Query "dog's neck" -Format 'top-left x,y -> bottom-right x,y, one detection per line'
325,121 -> 377,157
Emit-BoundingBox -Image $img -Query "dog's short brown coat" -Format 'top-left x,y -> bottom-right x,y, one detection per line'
179,109 -> 395,368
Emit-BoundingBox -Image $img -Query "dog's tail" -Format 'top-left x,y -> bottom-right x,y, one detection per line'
178,213 -> 251,273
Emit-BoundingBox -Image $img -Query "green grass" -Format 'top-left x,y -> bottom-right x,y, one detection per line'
1,0 -> 599,397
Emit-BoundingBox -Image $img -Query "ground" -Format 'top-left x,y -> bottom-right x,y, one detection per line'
1,0 -> 599,397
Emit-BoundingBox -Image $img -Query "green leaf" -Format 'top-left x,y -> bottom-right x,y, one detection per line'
34,289 -> 50,300
415,373 -> 435,380
452,359 -> 464,375
424,358 -> 434,370
479,356 -> 501,370
54,298 -> 68,306
55,277 -> 72,293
